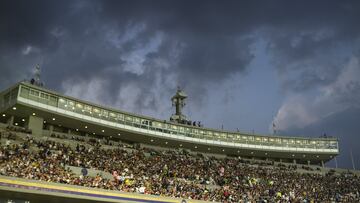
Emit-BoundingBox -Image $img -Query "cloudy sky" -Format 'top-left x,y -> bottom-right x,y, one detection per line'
1,0 -> 360,169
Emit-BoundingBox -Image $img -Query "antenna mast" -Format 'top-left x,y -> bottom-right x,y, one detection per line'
30,64 -> 44,87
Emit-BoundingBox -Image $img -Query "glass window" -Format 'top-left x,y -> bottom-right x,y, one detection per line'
30,89 -> 39,97
20,87 -> 30,97
50,96 -> 57,102
134,117 -> 140,123
68,101 -> 75,106
117,114 -> 124,120
154,122 -> 161,128
40,92 -> 49,99
101,110 -> 109,117
76,103 -> 83,109
85,105 -> 92,112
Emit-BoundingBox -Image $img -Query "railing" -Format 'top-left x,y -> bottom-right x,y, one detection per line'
16,83 -> 339,152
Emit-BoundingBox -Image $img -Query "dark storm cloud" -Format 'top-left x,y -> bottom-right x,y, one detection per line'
0,0 -> 257,112
1,0 -> 360,115
0,0 -> 72,49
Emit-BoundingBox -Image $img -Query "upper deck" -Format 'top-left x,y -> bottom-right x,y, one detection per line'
0,82 -> 339,164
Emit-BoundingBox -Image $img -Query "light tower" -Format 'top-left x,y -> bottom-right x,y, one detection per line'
34,64 -> 41,85
170,87 -> 188,123
30,64 -> 44,87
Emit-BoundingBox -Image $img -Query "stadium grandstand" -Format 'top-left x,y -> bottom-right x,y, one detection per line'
0,80 -> 359,202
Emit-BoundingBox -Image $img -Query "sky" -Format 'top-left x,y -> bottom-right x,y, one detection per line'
1,0 -> 360,169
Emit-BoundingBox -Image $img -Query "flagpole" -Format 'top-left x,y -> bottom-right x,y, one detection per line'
334,156 -> 338,169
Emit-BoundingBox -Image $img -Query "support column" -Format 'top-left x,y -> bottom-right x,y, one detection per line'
321,160 -> 325,168
307,160 -> 311,166
7,115 -> 14,126
293,159 -> 297,164
67,129 -> 72,135
279,159 -> 282,163
27,115 -> 43,135
49,125 -> 54,133
335,157 -> 338,169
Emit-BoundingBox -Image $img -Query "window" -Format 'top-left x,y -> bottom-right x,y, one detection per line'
20,87 -> 30,97
134,117 -> 140,123
50,96 -> 57,102
117,114 -> 124,121
76,103 -> 83,109
68,101 -> 75,106
84,105 -> 92,112
49,96 -> 57,106
40,92 -> 49,99
30,89 -> 39,97
141,119 -> 149,125
125,116 -> 133,122
109,112 -> 116,118
102,110 -> 109,117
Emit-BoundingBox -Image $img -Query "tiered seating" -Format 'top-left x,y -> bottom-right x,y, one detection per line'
0,127 -> 359,202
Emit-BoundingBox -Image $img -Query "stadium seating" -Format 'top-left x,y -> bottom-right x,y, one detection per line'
0,126 -> 359,202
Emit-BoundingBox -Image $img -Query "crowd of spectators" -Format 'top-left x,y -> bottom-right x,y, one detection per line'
0,129 -> 359,202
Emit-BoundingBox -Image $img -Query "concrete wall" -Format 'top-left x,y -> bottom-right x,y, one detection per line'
26,115 -> 43,135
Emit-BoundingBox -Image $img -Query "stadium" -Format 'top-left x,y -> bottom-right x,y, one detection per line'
2,1 -> 360,202
0,80 -> 359,202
